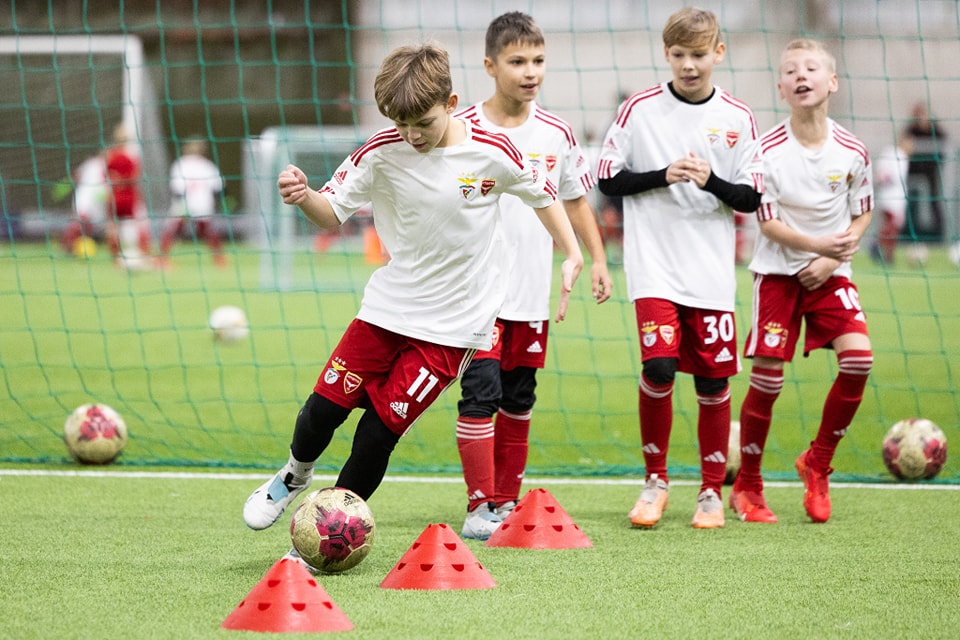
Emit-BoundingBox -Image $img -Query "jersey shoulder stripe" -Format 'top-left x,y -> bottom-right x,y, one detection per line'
719,91 -> 759,137
760,125 -> 789,154
470,126 -> 524,169
832,125 -> 870,164
350,128 -> 404,165
454,105 -> 479,122
615,84 -> 664,127
533,105 -> 577,147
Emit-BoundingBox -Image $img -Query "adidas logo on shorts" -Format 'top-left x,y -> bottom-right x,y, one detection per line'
390,401 -> 408,419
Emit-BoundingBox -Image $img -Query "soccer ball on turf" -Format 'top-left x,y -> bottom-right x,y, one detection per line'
209,305 -> 249,344
724,420 -> 741,485
290,487 -> 376,574
882,418 -> 948,480
63,403 -> 127,465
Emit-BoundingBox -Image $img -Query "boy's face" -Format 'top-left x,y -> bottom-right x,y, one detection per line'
778,48 -> 837,110
484,41 -> 546,105
393,95 -> 458,153
664,40 -> 725,102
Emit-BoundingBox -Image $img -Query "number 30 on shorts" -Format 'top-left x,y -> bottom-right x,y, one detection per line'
702,312 -> 735,345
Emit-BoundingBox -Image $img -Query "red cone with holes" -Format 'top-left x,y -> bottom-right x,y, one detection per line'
221,557 -> 353,633
484,488 -> 592,549
379,523 -> 496,590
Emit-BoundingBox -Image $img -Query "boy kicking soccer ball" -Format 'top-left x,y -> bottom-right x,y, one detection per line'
243,42 -> 583,532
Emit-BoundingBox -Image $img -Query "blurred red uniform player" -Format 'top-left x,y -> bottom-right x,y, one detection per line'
105,123 -> 151,264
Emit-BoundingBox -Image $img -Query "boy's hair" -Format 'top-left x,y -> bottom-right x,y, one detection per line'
375,42 -> 452,122
662,7 -> 721,50
485,11 -> 544,59
781,38 -> 836,73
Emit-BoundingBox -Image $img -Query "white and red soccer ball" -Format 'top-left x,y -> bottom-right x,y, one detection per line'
63,403 -> 128,465
209,305 -> 249,344
290,487 -> 376,574
882,418 -> 948,480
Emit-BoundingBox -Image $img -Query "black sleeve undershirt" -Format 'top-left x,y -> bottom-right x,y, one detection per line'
597,169 -> 760,213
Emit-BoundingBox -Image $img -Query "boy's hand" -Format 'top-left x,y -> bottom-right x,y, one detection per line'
666,152 -> 711,188
277,164 -> 310,205
812,230 -> 860,262
797,257 -> 840,290
591,262 -> 614,304
554,257 -> 583,322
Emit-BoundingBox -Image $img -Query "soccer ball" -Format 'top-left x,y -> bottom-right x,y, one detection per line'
63,403 -> 128,465
724,420 -> 741,485
882,418 -> 948,480
290,487 -> 376,574
209,305 -> 249,344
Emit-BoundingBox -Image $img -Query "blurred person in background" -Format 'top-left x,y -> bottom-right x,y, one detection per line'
157,137 -> 227,269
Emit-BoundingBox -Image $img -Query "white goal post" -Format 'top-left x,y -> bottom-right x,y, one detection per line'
0,34 -> 168,222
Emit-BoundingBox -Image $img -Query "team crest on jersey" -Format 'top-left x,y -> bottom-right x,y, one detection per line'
726,130 -> 740,148
323,359 -> 347,385
527,153 -> 542,168
707,127 -> 722,145
659,325 -> 675,345
827,172 -> 843,192
343,371 -> 362,394
545,155 -> 557,171
481,179 -> 496,196
641,321 -> 658,347
459,173 -> 478,200
334,170 -> 348,185
763,322 -> 787,349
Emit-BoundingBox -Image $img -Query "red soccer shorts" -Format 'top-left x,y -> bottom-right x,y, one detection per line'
743,273 -> 869,361
634,298 -> 740,378
471,318 -> 549,370
314,319 -> 474,436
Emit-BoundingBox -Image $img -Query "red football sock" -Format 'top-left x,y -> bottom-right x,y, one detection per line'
456,416 -> 495,511
698,384 -> 731,494
737,366 -> 783,490
160,218 -> 183,256
493,408 -> 531,504
639,374 -> 673,481
809,350 -> 873,471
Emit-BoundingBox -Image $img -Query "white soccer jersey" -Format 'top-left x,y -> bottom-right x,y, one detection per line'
872,143 -> 909,220
750,118 -> 873,278
169,154 -> 224,217
317,120 -> 557,350
73,155 -> 108,222
455,102 -> 594,320
597,82 -> 761,312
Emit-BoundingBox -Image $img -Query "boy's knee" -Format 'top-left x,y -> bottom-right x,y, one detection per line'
643,357 -> 676,385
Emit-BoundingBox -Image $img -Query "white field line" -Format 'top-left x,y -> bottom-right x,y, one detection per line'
0,468 -> 957,490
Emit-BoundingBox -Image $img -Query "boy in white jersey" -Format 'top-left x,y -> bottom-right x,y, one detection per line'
157,138 -> 227,269
61,151 -> 108,254
452,12 -> 613,540
242,43 -> 584,537
597,8 -> 762,529
733,39 -> 873,524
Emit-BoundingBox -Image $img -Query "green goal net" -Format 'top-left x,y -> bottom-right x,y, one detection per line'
0,1 -> 957,483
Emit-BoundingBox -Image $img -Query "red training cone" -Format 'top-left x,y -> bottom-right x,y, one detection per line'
380,523 -> 496,590
485,488 -> 592,549
221,557 -> 353,633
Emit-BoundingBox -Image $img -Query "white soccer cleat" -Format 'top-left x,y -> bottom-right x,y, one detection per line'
282,546 -> 320,575
460,503 -> 503,540
243,470 -> 312,530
